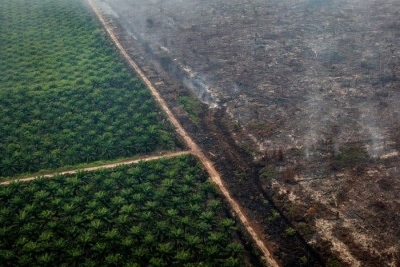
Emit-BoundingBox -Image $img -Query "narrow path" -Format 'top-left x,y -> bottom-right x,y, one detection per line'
0,151 -> 191,185
87,1 -> 280,266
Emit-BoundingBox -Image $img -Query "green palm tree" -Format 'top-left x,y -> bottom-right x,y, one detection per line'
207,200 -> 221,212
105,253 -> 123,266
154,188 -> 168,202
139,182 -> 153,197
144,201 -> 158,212
220,218 -> 236,233
111,196 -> 125,208
120,236 -> 134,248
178,185 -> 190,196
184,234 -> 201,252
104,228 -> 119,241
132,247 -> 149,263
0,249 -> 15,263
157,242 -> 173,259
95,207 -> 110,222
56,187 -> 72,199
81,184 -> 94,194
68,247 -> 84,264
94,191 -> 106,202
17,255 -> 31,266
132,193 -> 145,205
195,222 -> 211,242
38,231 -> 54,243
148,257 -> 166,267
0,186 -> 15,201
0,207 -> 11,221
86,200 -> 100,212
208,232 -> 227,247
66,176 -> 82,195
169,227 -> 184,247
120,204 -> 135,215
129,225 -> 143,238
199,211 -> 215,225
155,221 -> 168,239
72,215 -> 84,226
78,230 -> 93,246
102,178 -> 117,191
89,218 -> 103,231
62,203 -> 76,216
226,243 -> 244,257
22,241 -> 38,254
45,180 -> 59,196
53,238 -> 67,251
39,210 -> 54,221
174,249 -> 191,264
92,242 -> 107,254
188,204 -> 201,215
81,146 -> 95,163
16,210 -> 31,225
204,245 -> 220,258
20,223 -> 36,236
178,216 -> 191,232
83,259 -> 97,267
120,188 -> 133,198
171,196 -> 181,208
222,257 -> 241,267
115,214 -> 130,228
9,195 -> 23,209
189,193 -> 203,205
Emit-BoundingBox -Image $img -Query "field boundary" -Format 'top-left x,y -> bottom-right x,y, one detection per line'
0,151 -> 191,185
86,0 -> 280,266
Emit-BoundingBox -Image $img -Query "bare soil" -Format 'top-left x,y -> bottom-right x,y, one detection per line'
90,0 -> 400,266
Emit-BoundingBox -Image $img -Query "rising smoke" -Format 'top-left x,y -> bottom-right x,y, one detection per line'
93,0 -> 400,161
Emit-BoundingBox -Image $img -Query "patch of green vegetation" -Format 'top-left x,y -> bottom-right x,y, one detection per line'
0,0 -> 179,177
299,256 -> 308,265
268,210 -> 281,222
333,145 -> 368,169
178,96 -> 202,123
259,166 -> 277,180
327,257 -> 344,267
285,227 -> 296,236
0,155 -> 246,266
296,222 -> 314,239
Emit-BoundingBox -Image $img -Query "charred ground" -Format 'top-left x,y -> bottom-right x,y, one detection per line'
93,0 -> 400,266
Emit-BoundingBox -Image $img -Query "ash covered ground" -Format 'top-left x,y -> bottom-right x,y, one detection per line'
93,0 -> 400,266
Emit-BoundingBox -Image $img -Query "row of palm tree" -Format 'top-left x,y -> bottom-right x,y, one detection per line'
0,155 -> 245,266
0,0 -> 179,178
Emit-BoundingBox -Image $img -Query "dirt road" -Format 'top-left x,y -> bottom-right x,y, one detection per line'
0,151 -> 191,185
87,0 -> 280,266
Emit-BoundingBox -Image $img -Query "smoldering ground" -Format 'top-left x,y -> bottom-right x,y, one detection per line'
93,0 -> 399,160
92,0 -> 400,265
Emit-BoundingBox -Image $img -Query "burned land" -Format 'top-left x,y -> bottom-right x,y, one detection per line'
93,0 -> 400,266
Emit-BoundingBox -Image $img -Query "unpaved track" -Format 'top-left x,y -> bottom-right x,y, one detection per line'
0,151 -> 191,185
87,1 -> 280,266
